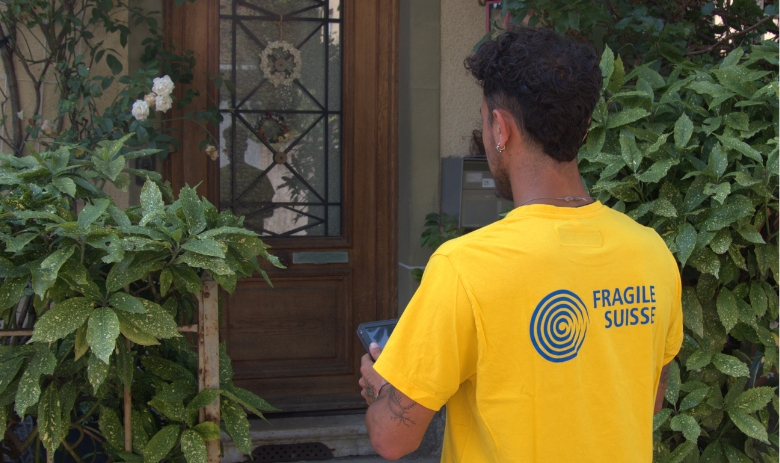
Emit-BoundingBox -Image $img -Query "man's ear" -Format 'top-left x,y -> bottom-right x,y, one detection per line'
491,108 -> 513,148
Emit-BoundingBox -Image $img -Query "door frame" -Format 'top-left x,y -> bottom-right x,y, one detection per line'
162,0 -> 400,400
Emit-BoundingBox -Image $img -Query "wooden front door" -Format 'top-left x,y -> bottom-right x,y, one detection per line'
164,0 -> 398,412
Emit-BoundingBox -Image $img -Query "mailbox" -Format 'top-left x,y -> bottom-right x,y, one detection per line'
441,156 -> 514,229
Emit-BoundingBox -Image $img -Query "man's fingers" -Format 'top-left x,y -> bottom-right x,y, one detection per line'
369,342 -> 383,361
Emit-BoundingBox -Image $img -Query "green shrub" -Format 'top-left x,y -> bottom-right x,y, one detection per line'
0,137 -> 282,462
579,42 -> 778,462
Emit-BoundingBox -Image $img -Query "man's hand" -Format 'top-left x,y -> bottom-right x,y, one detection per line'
359,343 -> 388,405
358,342 -> 437,460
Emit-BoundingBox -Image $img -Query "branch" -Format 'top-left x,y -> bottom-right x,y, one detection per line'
688,15 -> 777,55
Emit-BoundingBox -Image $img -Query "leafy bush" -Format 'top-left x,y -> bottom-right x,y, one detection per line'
0,137 -> 282,462
494,0 -> 778,68
579,42 -> 778,462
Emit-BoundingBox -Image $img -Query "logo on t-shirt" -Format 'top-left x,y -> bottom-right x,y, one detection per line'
530,290 -> 589,363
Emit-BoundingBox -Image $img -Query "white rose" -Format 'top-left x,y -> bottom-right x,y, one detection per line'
152,75 -> 175,96
155,94 -> 173,113
204,145 -> 218,161
41,120 -> 56,136
132,100 -> 150,121
144,92 -> 157,110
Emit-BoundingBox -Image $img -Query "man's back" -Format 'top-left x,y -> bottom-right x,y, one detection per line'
375,202 -> 683,462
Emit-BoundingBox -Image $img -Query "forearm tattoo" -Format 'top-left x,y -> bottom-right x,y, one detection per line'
364,379 -> 377,400
387,386 -> 416,427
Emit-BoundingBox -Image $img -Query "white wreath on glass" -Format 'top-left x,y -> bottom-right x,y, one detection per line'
259,40 -> 302,87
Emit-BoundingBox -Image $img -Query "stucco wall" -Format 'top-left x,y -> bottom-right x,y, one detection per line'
397,0 -> 442,311
440,0 -> 484,159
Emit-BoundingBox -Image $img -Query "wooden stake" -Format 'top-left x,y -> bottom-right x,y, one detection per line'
199,273 -> 220,463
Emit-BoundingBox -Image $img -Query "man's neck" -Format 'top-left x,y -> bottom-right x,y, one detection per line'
510,154 -> 590,208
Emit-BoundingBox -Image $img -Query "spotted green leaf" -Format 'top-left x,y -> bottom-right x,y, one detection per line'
143,425 -> 181,463
77,198 -> 110,228
132,410 -> 149,454
106,254 -> 160,293
665,360 -> 681,405
30,297 -> 94,343
181,238 -> 227,258
52,176 -> 77,196
689,247 -> 720,278
99,406 -> 125,450
653,408 -> 671,431
685,350 -> 711,371
713,353 -> 749,377
180,185 -> 207,235
179,252 -> 233,275
140,181 -> 164,219
0,355 -> 24,396
87,354 -> 109,392
121,299 -> 180,339
716,288 -> 739,332
709,229 -> 732,254
728,386 -> 776,414
635,159 -> 675,183
15,344 -> 56,415
674,113 -> 694,148
0,277 -> 29,312
87,308 -> 120,363
221,397 -> 252,454
716,134 -> 763,162
727,410 -> 768,442
749,282 -> 768,317
141,356 -> 196,383
180,429 -> 207,463
116,312 -> 160,346
5,232 -> 38,252
74,325 -> 88,360
31,244 -> 75,297
680,387 -> 709,411
193,421 -> 221,441
159,268 -> 172,296
109,292 -> 146,313
703,195 -> 754,231
187,389 -> 220,410
723,443 -> 753,463
675,224 -> 697,268
38,384 -> 62,455
670,413 -> 700,442
607,108 -> 649,130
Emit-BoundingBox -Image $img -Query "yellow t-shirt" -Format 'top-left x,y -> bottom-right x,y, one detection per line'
374,201 -> 683,463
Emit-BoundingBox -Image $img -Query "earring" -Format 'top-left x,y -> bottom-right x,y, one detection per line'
496,143 -> 506,153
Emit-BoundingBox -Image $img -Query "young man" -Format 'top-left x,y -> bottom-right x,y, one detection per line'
359,28 -> 683,462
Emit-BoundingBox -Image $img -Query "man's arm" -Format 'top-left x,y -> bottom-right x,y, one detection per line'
359,344 -> 437,460
654,363 -> 670,414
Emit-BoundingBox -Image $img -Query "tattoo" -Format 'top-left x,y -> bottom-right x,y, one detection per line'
364,379 -> 377,400
387,386 -> 416,427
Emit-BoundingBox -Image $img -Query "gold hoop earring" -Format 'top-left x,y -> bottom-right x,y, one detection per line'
496,143 -> 506,153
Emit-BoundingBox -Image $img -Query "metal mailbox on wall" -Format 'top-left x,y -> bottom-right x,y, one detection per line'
441,156 -> 514,229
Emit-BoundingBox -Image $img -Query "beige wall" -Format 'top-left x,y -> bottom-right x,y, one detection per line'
440,0 -> 484,159
397,0 -> 442,311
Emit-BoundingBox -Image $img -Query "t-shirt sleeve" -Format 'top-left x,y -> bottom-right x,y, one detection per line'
663,257 -> 684,365
373,254 -> 477,411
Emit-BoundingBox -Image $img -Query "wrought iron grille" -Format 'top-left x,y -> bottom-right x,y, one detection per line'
219,0 -> 342,237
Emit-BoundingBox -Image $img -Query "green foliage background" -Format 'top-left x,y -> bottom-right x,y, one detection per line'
585,41 -> 778,463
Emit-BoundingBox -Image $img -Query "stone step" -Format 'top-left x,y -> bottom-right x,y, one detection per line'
221,414 -> 376,463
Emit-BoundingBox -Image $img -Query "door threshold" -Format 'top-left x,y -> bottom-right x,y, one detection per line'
221,413 -> 376,462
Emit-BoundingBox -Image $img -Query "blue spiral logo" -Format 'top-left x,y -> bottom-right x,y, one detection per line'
530,290 -> 589,363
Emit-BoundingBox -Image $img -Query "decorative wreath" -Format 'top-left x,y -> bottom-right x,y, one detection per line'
257,112 -> 289,144
259,40 -> 302,87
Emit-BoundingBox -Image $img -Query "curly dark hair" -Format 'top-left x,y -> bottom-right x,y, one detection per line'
465,28 -> 602,162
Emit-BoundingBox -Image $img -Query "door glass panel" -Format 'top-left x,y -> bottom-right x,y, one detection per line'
219,0 -> 342,237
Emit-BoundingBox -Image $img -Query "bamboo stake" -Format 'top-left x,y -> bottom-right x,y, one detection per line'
123,339 -> 132,453
198,273 -> 220,463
